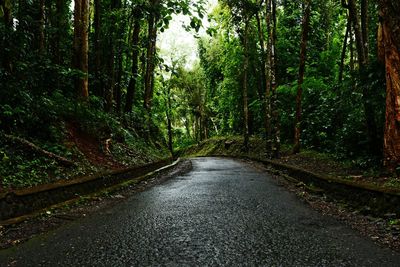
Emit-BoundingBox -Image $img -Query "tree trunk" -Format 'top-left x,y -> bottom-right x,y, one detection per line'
166,86 -> 173,155
256,11 -> 266,100
114,43 -> 123,115
361,0 -> 369,61
73,0 -> 89,99
143,15 -> 155,111
1,0 -> 13,73
339,16 -> 350,83
38,0 -> 45,54
293,0 -> 311,154
349,21 -> 354,73
378,0 -> 400,171
93,0 -> 103,97
270,0 -> 280,159
53,0 -> 66,65
144,0 -> 160,112
345,0 -> 379,155
346,0 -> 367,67
125,17 -> 141,113
242,19 -> 250,151
105,0 -> 121,112
265,0 -> 272,152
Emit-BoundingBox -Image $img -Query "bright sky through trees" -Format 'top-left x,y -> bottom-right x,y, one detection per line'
159,0 -> 217,70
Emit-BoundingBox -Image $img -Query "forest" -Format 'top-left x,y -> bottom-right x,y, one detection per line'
0,0 -> 400,190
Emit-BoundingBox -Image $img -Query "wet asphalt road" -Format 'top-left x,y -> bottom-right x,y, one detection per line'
1,157 -> 400,266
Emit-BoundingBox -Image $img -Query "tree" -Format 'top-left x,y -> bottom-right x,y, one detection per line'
93,0 -> 103,97
378,0 -> 400,171
339,16 -> 351,83
144,0 -> 160,112
242,18 -> 250,151
37,0 -> 45,54
269,0 -> 280,158
53,0 -> 69,65
343,0 -> 380,155
293,0 -> 311,154
222,0 -> 258,151
73,0 -> 89,99
1,0 -> 13,73
125,7 -> 142,113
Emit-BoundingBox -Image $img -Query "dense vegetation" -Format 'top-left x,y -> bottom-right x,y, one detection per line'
0,0 -> 399,189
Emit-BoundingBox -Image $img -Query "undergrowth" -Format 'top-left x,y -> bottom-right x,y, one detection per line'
0,91 -> 170,191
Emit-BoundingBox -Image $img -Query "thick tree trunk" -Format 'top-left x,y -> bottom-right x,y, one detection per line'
125,17 -> 141,113
73,0 -> 89,99
378,0 -> 400,171
293,0 -> 311,154
242,20 -> 250,151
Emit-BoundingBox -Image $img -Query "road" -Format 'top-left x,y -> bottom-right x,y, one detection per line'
1,157 -> 400,266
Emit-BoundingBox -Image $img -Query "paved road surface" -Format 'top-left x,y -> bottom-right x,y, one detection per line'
1,157 -> 400,266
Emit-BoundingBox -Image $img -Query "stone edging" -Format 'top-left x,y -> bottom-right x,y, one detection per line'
0,158 -> 178,223
208,154 -> 400,216
257,158 -> 400,216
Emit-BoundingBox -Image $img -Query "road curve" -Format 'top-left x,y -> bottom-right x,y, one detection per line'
1,157 -> 399,266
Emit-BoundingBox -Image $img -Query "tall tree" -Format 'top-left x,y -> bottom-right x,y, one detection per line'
255,9 -> 266,100
343,0 -> 379,155
1,0 -> 13,73
242,18 -> 250,151
93,0 -> 103,97
270,0 -> 280,158
378,0 -> 400,171
125,8 -> 142,113
37,0 -> 46,54
144,0 -> 160,112
104,0 -> 121,112
361,0 -> 369,61
293,0 -> 311,154
73,0 -> 89,99
265,0 -> 272,152
339,16 -> 351,83
53,0 -> 68,65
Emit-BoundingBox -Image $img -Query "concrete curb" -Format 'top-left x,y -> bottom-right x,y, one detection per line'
0,158 -> 179,224
204,154 -> 400,216
257,157 -> 400,216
